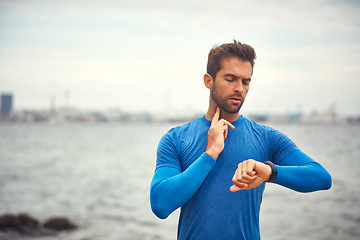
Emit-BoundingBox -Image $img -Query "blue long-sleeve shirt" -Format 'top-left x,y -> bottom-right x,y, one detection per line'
150,115 -> 331,240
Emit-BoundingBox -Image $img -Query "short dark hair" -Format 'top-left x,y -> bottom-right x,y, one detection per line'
207,40 -> 256,79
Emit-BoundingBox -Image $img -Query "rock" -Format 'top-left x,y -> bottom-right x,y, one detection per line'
0,213 -> 77,237
43,217 -> 77,231
0,214 -> 20,231
0,213 -> 39,232
17,213 -> 40,229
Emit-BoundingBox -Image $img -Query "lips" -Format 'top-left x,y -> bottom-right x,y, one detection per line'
230,97 -> 241,101
229,97 -> 242,104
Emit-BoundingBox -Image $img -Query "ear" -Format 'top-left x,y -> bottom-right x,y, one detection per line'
204,73 -> 213,90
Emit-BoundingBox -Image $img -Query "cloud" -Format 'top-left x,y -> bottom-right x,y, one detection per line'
0,0 -> 359,114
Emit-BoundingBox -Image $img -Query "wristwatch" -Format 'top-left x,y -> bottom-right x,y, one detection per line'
263,161 -> 278,183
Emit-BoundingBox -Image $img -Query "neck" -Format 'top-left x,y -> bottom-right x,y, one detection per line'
205,105 -> 240,123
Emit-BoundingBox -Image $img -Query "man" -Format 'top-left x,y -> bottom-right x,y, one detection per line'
150,40 -> 332,239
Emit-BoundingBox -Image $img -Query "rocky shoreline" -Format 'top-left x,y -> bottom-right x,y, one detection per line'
0,213 -> 77,239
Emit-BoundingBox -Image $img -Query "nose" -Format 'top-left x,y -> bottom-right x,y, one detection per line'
234,81 -> 245,94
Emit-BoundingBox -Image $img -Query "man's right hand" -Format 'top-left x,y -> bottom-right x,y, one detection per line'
205,107 -> 235,160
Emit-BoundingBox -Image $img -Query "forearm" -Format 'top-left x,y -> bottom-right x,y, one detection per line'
150,152 -> 215,219
273,150 -> 332,193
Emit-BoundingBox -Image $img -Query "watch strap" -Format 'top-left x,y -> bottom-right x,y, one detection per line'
263,161 -> 278,183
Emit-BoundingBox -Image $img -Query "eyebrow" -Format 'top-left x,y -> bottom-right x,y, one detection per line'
224,74 -> 252,81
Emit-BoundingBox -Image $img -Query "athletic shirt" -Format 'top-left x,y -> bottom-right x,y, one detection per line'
154,115 -> 326,239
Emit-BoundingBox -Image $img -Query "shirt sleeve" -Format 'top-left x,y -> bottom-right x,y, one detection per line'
267,129 -> 332,192
150,153 -> 215,219
273,150 -> 332,192
151,128 -> 216,219
268,128 -> 299,165
155,128 -> 182,171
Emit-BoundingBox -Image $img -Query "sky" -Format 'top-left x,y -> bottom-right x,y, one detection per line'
0,0 -> 359,116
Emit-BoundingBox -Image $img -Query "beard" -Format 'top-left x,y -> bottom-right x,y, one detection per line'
210,85 -> 245,114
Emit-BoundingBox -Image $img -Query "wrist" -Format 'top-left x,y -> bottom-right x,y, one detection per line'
205,148 -> 220,161
263,161 -> 278,183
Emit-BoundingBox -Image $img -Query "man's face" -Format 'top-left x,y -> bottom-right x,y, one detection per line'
210,57 -> 252,114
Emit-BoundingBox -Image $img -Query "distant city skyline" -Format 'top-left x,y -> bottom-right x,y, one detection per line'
0,91 -> 350,120
0,93 -> 13,115
1,0 -> 359,116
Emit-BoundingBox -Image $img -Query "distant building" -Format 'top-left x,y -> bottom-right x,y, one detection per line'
1,93 -> 13,115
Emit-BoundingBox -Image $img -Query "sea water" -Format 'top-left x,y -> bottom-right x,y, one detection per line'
0,122 -> 359,240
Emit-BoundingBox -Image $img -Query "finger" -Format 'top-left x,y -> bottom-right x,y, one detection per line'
233,162 -> 256,183
230,184 -> 242,192
241,170 -> 256,182
244,160 -> 257,177
232,168 -> 252,185
227,121 -> 235,130
219,119 -> 235,130
212,107 -> 220,124
240,160 -> 255,177
232,168 -> 244,184
230,184 -> 250,192
240,171 -> 256,183
232,169 -> 239,184
224,126 -> 228,139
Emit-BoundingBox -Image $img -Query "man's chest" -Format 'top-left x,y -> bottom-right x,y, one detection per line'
178,129 -> 269,171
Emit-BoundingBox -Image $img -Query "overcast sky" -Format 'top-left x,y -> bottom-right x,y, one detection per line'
0,0 -> 359,115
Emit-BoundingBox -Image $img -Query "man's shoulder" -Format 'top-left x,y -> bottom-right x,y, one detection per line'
158,116 -> 208,152
242,116 -> 274,132
169,115 -> 208,132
